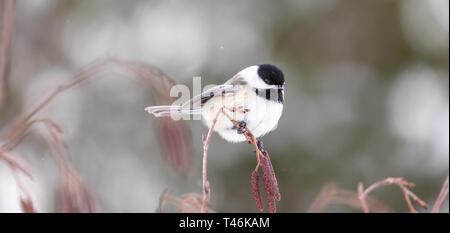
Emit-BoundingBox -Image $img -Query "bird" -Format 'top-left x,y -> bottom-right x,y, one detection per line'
145,64 -> 285,144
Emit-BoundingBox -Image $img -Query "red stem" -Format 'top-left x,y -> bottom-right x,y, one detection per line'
201,107 -> 223,213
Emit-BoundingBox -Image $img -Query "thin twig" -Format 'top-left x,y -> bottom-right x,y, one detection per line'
0,149 -> 32,178
432,175 -> 449,213
0,58 -> 110,145
38,119 -> 96,212
160,191 -> 214,213
0,58 -> 193,175
220,108 -> 280,212
0,150 -> 35,212
0,58 -> 194,211
201,107 -> 223,213
200,106 -> 281,212
10,166 -> 35,212
0,0 -> 15,107
0,147 -> 35,212
358,177 -> 428,213
220,109 -> 264,169
2,118 -> 96,212
307,183 -> 392,213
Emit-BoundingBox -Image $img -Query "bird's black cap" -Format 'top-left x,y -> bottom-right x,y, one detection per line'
257,64 -> 285,86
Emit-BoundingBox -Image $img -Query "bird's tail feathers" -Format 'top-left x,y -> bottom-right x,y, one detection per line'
145,105 -> 202,117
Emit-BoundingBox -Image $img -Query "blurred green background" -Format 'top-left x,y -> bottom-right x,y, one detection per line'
0,0 -> 448,212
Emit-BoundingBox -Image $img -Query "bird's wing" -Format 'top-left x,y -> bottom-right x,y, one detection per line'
181,74 -> 246,109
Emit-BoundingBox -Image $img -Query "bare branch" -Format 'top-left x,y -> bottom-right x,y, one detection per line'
358,177 -> 428,213
308,183 -> 392,213
0,58 -> 196,212
1,150 -> 35,212
0,149 -> 32,178
198,106 -> 281,213
160,190 -> 214,213
220,108 -> 281,212
432,175 -> 449,213
0,58 -> 110,146
19,195 -> 36,213
0,58 -> 193,175
201,107 -> 223,213
38,118 -> 97,212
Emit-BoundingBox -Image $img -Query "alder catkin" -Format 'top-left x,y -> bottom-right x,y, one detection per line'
251,170 -> 264,212
261,154 -> 281,203
264,153 -> 280,201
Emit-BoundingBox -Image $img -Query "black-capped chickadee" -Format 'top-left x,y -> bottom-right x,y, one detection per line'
145,64 -> 285,143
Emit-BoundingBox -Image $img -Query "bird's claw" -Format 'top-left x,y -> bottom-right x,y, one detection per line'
236,121 -> 247,134
253,140 -> 264,152
257,140 -> 264,151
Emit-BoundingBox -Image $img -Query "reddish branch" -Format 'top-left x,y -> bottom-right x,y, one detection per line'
0,58 -> 193,211
39,119 -> 96,212
1,119 -> 97,212
358,177 -> 428,213
1,58 -> 193,175
307,183 -> 392,213
223,110 -> 280,212
159,190 -> 214,213
0,59 -> 108,212
0,0 -> 15,107
432,175 -> 449,213
0,149 -> 32,178
0,150 -> 35,212
0,149 -> 35,212
200,107 -> 280,213
200,107 -> 223,213
0,59 -> 110,146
